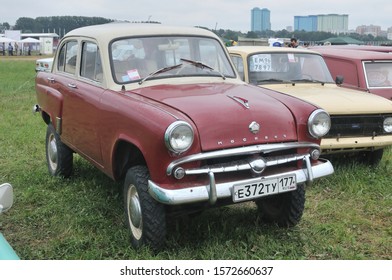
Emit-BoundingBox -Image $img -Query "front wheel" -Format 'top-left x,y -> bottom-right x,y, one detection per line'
255,184 -> 305,227
123,165 -> 166,250
45,123 -> 73,178
358,149 -> 384,166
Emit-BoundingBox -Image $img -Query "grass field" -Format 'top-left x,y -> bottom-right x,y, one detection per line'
0,58 -> 391,260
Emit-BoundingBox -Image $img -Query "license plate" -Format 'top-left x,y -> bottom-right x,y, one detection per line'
232,174 -> 297,202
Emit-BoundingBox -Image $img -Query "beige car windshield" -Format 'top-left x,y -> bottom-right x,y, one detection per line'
248,53 -> 334,85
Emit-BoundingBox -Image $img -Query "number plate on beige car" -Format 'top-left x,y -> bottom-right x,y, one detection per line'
233,174 -> 297,202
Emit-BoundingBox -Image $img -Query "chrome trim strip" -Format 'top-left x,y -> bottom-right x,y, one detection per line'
166,142 -> 320,175
56,117 -> 62,135
228,95 -> 250,109
149,158 -> 334,205
207,171 -> 217,205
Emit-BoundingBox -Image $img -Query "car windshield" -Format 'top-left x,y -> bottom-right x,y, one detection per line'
247,52 -> 334,85
364,61 -> 392,88
111,36 -> 235,84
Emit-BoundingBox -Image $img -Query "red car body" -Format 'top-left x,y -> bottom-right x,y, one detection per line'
314,47 -> 392,100
34,23 -> 333,249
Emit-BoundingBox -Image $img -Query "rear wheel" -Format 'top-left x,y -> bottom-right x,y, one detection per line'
123,165 -> 166,250
255,184 -> 305,227
45,123 -> 73,178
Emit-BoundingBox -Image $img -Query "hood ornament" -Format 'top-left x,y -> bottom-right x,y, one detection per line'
249,121 -> 260,134
228,95 -> 249,109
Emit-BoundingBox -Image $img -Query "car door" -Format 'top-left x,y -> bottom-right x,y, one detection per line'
59,40 -> 105,166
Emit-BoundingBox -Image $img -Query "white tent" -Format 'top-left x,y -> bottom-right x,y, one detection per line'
0,37 -> 17,43
18,37 -> 41,55
19,37 -> 40,43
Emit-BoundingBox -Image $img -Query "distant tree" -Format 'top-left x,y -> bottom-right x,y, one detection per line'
245,31 -> 258,38
13,16 -> 113,34
14,17 -> 36,32
1,22 -> 10,31
223,30 -> 239,41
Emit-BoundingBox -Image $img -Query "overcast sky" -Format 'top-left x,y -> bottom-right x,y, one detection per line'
2,0 -> 391,32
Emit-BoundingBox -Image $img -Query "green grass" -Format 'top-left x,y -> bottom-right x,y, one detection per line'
0,59 -> 391,260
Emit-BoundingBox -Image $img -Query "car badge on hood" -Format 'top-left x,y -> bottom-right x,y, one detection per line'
228,95 -> 250,109
249,121 -> 260,134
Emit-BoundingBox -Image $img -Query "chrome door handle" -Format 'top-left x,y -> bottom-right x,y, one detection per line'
67,83 -> 77,88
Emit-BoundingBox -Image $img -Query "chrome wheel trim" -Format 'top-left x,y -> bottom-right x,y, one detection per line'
47,133 -> 58,171
127,184 -> 143,240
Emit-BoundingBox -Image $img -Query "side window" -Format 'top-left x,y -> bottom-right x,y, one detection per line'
57,40 -> 78,75
80,42 -> 103,82
230,55 -> 244,81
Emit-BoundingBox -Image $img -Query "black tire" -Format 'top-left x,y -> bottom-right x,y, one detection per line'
45,123 -> 73,178
123,165 -> 166,250
255,184 -> 305,227
358,149 -> 384,166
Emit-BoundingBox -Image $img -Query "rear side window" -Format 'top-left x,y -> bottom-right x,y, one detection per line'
230,55 -> 244,81
57,40 -> 78,75
364,61 -> 392,88
80,42 -> 103,82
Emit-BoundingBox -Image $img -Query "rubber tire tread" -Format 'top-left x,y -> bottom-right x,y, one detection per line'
45,123 -> 73,178
124,165 -> 166,250
255,184 -> 305,227
359,149 -> 383,166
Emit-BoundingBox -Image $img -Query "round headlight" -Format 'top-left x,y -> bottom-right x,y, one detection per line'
308,109 -> 331,138
384,117 -> 392,133
164,121 -> 194,153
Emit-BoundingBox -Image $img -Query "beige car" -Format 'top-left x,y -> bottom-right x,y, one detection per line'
229,46 -> 392,165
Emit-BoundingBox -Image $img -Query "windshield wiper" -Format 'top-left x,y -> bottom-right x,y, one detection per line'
256,78 -> 291,84
180,58 -> 226,80
290,78 -> 326,85
139,63 -> 183,85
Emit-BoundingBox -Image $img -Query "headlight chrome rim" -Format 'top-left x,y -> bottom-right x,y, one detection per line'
383,117 -> 392,133
308,109 -> 331,138
164,121 -> 194,153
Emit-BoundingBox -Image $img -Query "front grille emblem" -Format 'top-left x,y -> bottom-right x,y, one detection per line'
249,121 -> 260,134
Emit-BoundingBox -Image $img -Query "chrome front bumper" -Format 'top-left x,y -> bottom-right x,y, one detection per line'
148,157 -> 334,205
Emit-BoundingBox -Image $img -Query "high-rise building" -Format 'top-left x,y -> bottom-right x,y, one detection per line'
294,14 -> 348,34
251,8 -> 271,32
294,15 -> 318,32
318,14 -> 348,33
356,25 -> 382,37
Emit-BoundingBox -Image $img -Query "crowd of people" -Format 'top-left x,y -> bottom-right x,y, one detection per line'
0,42 -> 31,56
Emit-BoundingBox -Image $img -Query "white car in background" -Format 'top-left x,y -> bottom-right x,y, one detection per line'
35,57 -> 54,72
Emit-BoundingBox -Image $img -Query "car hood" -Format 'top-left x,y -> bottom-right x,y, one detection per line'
131,83 -> 301,151
262,83 -> 392,114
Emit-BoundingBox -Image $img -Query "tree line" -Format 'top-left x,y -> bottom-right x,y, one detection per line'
14,16 -> 113,35
215,29 -> 391,45
1,16 -> 390,45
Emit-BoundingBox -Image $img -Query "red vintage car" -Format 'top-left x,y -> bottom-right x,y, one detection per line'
313,47 -> 392,100
34,23 -> 333,249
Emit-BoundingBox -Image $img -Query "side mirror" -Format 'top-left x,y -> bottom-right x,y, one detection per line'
0,183 -> 13,213
335,75 -> 344,85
